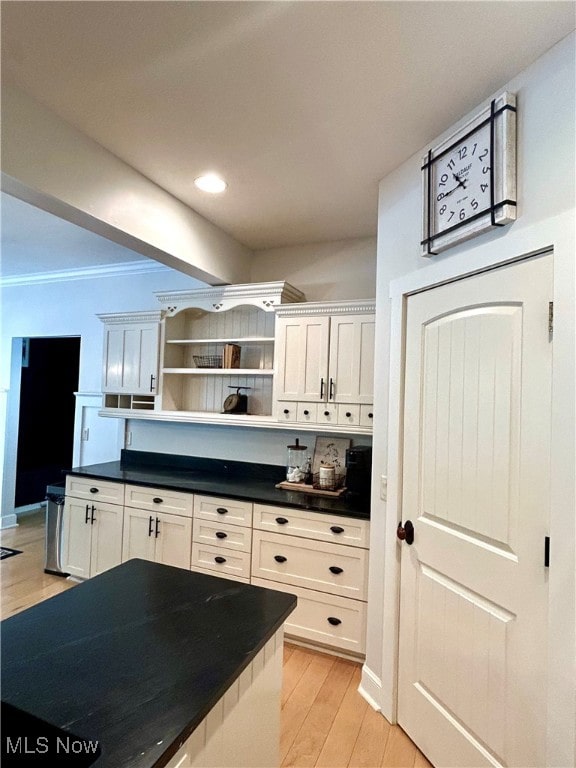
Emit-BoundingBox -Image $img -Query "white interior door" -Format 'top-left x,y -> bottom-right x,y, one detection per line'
398,254 -> 552,768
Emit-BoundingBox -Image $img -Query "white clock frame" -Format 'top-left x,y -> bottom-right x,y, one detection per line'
421,91 -> 517,257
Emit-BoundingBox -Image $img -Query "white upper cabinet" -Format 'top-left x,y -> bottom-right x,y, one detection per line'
274,301 -> 375,430
98,311 -> 163,405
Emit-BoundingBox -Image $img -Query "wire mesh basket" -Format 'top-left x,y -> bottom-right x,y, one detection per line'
193,355 -> 223,368
312,470 -> 346,492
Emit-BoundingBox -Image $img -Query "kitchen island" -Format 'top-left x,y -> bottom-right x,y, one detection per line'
1,559 -> 297,767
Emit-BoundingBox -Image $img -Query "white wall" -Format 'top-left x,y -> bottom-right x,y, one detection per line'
364,32 -> 575,766
251,237 -> 376,301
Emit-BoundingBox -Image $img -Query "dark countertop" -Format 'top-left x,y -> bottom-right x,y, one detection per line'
64,450 -> 370,519
1,559 -> 297,768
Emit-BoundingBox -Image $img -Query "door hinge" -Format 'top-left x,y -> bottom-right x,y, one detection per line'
544,536 -> 550,568
548,302 -> 554,336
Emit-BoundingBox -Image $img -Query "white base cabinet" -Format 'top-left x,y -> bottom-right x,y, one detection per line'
62,477 -> 124,579
64,478 -> 369,656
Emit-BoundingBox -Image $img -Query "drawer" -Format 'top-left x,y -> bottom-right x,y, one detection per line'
65,475 -> 124,506
296,403 -> 317,423
359,404 -> 374,428
317,404 -> 337,425
124,484 -> 193,517
253,504 -> 369,548
194,495 -> 252,527
277,402 -> 297,422
191,543 -> 251,580
251,578 -> 366,655
251,531 -> 368,600
338,404 -> 360,426
192,518 -> 252,553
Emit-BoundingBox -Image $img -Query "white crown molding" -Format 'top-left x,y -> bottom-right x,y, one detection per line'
97,310 -> 164,324
0,260 -> 171,288
154,281 -> 306,315
274,299 -> 376,317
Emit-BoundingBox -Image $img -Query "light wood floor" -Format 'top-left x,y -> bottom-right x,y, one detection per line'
1,510 -> 432,768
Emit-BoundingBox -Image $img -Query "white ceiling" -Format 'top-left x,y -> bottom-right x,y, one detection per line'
1,1 -> 575,275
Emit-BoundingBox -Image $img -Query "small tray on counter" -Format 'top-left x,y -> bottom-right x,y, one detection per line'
275,481 -> 347,497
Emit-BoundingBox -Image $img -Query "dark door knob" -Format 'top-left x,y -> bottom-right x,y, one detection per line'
330,526 -> 344,534
397,520 -> 414,545
327,617 -> 342,626
274,555 -> 287,563
329,566 -> 343,575
153,497 -> 163,504
275,517 -> 289,525
215,531 -> 227,539
216,507 -> 228,515
214,556 -> 226,564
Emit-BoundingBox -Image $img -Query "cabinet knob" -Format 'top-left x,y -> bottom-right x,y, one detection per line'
324,410 -> 330,417
275,517 -> 289,525
215,531 -> 227,539
327,617 -> 342,626
214,556 -> 227,564
329,566 -> 343,575
153,497 -> 163,504
368,412 -> 373,419
283,409 -> 290,415
330,525 -> 344,534
274,555 -> 287,563
89,487 -> 99,494
346,412 -> 352,418
216,507 -> 228,515
303,410 -> 309,416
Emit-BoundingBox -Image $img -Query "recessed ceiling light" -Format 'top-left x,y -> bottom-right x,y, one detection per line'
194,173 -> 227,194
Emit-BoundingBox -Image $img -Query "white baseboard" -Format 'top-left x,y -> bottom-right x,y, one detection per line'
359,663 -> 383,712
0,514 -> 18,529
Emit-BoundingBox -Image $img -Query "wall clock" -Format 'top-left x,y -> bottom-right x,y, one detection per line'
421,91 -> 516,256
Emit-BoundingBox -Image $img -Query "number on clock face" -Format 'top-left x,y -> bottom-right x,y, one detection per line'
432,122 -> 491,233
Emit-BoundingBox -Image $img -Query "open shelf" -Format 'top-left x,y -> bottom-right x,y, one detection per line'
162,368 -> 274,376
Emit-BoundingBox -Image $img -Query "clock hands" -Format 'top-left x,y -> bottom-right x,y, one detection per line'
440,173 -> 468,200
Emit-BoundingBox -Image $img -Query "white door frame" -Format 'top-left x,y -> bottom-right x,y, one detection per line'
379,212 -> 575,767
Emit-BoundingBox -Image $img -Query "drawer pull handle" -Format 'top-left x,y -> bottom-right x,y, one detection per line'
85,504 -> 90,524
89,487 -> 99,494
215,531 -> 228,539
153,497 -> 163,504
214,556 -> 227,564
90,505 -> 96,525
327,617 -> 342,626
329,566 -> 343,575
148,516 -> 154,537
274,555 -> 287,563
275,517 -> 289,525
330,526 -> 345,534
216,507 -> 228,515
155,517 -> 160,538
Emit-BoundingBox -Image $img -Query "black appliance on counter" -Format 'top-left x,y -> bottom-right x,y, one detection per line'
345,445 -> 372,498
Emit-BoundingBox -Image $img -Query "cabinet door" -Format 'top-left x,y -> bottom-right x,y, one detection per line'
102,322 -> 160,394
275,316 -> 329,402
89,502 -> 124,577
61,499 -> 92,579
154,513 -> 192,569
122,507 -> 156,563
328,314 -> 375,404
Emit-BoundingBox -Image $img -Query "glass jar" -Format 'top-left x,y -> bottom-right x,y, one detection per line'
286,438 -> 307,483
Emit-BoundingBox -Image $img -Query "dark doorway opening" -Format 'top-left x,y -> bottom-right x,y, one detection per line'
15,337 -> 81,507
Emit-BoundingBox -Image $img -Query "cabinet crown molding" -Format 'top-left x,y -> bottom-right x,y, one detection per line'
154,281 -> 305,316
97,310 -> 165,325
274,299 -> 376,317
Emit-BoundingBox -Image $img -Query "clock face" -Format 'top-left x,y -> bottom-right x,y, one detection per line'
431,121 -> 492,236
